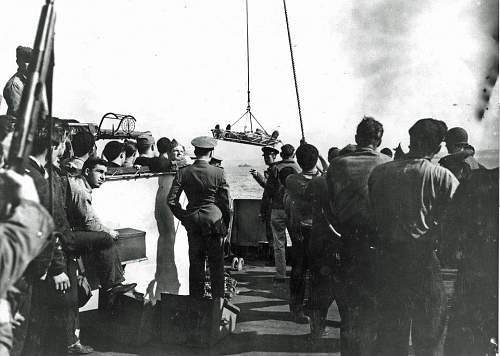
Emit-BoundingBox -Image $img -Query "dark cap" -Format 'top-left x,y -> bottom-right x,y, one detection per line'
102,141 -> 125,162
280,144 -> 295,158
16,46 -> 33,62
210,155 -> 223,163
191,136 -> 217,149
137,133 -> 155,147
380,147 -> 393,158
157,137 -> 171,154
445,127 -> 468,145
409,118 -> 448,148
261,145 -> 279,155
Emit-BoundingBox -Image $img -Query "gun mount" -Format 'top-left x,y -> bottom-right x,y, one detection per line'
63,113 -> 150,141
98,112 -> 141,139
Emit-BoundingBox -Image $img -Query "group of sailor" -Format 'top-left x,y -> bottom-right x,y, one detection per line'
0,42 -> 497,356
0,46 -> 141,355
251,116 -> 496,356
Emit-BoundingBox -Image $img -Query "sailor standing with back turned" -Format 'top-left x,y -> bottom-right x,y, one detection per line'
167,136 -> 231,298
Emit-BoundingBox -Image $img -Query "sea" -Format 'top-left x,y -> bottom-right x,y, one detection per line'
224,149 -> 499,199
224,162 -> 266,200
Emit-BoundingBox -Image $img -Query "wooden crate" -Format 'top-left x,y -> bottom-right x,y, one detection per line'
115,227 -> 146,263
95,291 -> 157,346
85,227 -> 147,289
160,293 -> 240,347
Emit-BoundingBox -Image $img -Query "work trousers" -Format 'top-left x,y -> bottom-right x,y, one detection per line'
9,281 -> 31,356
375,241 -> 448,356
444,256 -> 497,356
265,216 -> 273,244
289,225 -> 309,312
308,232 -> 343,319
338,230 -> 378,356
69,230 -> 124,290
187,233 -> 225,298
52,259 -> 79,349
20,261 -> 78,356
270,209 -> 288,278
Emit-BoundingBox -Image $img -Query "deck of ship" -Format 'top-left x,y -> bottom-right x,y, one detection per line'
81,263 -> 341,356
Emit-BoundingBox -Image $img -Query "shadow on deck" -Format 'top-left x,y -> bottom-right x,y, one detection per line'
81,264 -> 341,355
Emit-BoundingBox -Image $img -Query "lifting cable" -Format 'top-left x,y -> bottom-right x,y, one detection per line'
282,0 -> 305,142
230,0 -> 269,135
246,0 -> 251,113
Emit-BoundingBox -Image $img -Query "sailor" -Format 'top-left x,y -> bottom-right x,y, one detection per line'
66,157 -> 136,296
369,118 -> 459,356
284,144 -> 322,325
61,131 -> 96,177
134,134 -> 156,167
250,145 -> 278,262
250,146 -> 278,187
14,124 -> 69,356
209,155 -> 223,167
3,46 -> 32,117
443,168 -> 498,356
439,127 -> 485,182
169,139 -> 188,169
0,170 -> 54,356
152,137 -> 172,172
123,139 -> 138,168
326,116 -> 390,355
306,165 -> 344,340
102,141 -> 126,168
327,147 -> 340,163
265,144 -> 300,282
167,136 -> 231,298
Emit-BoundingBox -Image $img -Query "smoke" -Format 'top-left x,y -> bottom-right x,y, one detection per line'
340,0 -> 432,111
473,0 -> 499,120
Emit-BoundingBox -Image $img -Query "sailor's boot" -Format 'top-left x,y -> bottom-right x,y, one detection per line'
309,309 -> 327,339
290,306 -> 310,324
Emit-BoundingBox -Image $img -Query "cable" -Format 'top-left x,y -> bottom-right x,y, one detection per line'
246,0 -> 251,110
283,0 -> 305,142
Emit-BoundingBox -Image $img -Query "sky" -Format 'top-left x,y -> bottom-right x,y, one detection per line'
0,0 -> 498,161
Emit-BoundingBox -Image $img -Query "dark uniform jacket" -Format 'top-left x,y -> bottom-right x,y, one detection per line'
0,200 -> 54,351
257,166 -> 272,220
24,159 -> 66,279
327,147 -> 390,233
0,201 -> 54,297
285,171 -> 321,225
439,145 -> 485,182
369,158 -> 459,244
151,156 -> 173,172
265,159 -> 300,210
167,159 -> 230,236
307,175 -> 342,266
134,156 -> 174,172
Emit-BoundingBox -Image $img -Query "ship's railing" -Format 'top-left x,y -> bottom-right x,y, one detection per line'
104,168 -> 176,182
